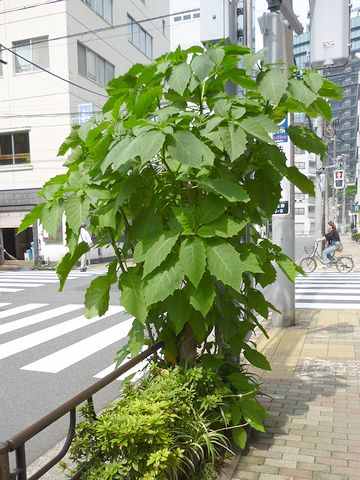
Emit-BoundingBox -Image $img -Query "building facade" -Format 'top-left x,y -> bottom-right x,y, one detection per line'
0,0 -> 170,261
294,8 -> 360,233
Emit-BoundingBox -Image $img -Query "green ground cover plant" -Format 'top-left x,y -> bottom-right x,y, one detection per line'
19,44 -> 340,477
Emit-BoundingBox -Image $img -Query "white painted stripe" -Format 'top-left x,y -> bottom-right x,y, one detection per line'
296,294 -> 360,301
296,302 -> 360,310
0,303 -> 46,320
0,305 -> 83,335
0,303 -> 11,307
296,285 -> 360,290
296,288 -> 360,293
0,278 -> 59,283
0,282 -> 43,288
22,318 -> 133,373
0,306 -> 124,360
0,288 -> 23,293
296,281 -> 360,285
94,360 -> 147,381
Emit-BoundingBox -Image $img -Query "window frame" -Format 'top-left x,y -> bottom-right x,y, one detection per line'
0,130 -> 31,167
82,0 -> 113,23
77,42 -> 115,87
127,15 -> 153,59
13,36 -> 49,74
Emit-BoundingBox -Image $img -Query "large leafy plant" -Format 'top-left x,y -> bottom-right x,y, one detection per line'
19,45 -> 339,370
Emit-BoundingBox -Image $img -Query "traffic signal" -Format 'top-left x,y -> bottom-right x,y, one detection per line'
334,169 -> 344,189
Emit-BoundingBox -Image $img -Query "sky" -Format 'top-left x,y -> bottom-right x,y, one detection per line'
255,0 -> 360,49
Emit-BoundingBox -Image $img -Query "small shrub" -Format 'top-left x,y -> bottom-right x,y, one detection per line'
68,364 -> 265,479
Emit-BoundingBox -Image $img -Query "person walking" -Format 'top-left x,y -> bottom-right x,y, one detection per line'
79,224 -> 93,272
317,221 -> 341,266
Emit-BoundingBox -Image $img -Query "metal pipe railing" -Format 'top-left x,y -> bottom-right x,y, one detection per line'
0,341 -> 162,480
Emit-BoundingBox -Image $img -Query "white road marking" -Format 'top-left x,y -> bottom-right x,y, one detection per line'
0,306 -> 124,360
0,305 -> 83,335
0,303 -> 46,320
22,318 -> 133,373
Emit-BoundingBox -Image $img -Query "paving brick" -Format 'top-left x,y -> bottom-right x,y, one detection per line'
264,459 -> 297,469
258,475 -> 293,480
315,457 -> 347,467
331,466 -> 360,476
313,473 -> 349,480
282,453 -> 314,463
297,462 -> 330,473
278,468 -> 312,479
232,470 -> 259,480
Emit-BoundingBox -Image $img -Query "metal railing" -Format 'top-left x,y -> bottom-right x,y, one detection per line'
0,342 -> 162,480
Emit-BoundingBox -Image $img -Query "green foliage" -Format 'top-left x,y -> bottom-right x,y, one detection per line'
68,365 -> 264,480
18,46 -> 338,387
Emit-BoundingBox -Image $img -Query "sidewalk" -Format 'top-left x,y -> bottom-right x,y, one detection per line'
232,299 -> 360,475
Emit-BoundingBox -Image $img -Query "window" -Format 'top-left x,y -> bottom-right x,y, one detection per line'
128,15 -> 153,58
0,131 -> 30,166
13,37 -> 49,73
295,193 -> 306,201
193,12 -> 200,19
174,16 -> 181,22
78,43 -> 114,87
295,161 -> 305,169
183,14 -> 191,20
82,0 -> 112,23
295,208 -> 305,215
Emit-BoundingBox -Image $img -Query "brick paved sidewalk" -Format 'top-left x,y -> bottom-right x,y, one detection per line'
232,309 -> 360,480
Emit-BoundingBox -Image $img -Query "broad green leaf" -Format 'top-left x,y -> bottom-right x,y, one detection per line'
208,47 -> 225,65
202,130 -> 223,150
286,165 -> 315,196
127,319 -> 144,357
179,237 -> 206,288
239,250 -> 264,274
287,125 -> 325,157
232,427 -> 247,449
119,267 -> 148,325
242,51 -> 264,72
167,130 -> 214,168
196,195 -> 227,225
232,106 -> 246,119
57,242 -> 89,291
101,136 -> 132,172
172,207 -> 195,234
198,176 -> 250,203
41,203 -> 64,238
239,397 -> 267,432
131,210 -> 162,240
303,71 -> 323,93
259,70 -> 287,105
64,195 -> 90,232
191,55 -> 215,81
276,253 -> 298,282
230,71 -> 257,90
68,170 -> 90,189
220,125 -> 247,161
228,372 -> 256,393
98,200 -> 121,229
189,310 -> 208,340
57,127 -> 81,156
318,78 -> 343,100
203,116 -> 223,134
311,97 -> 332,121
243,345 -> 271,370
168,62 -> 191,95
137,130 -> 165,164
17,203 -> 45,234
166,290 -> 192,335
144,255 -> 184,306
86,186 -> 112,201
197,216 -> 247,238
85,261 -> 117,318
214,98 -> 232,117
240,115 -> 278,144
142,231 -> 179,278
205,240 -> 243,291
289,79 -> 317,107
188,271 -> 215,317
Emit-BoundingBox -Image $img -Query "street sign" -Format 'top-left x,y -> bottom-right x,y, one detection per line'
274,201 -> 289,215
334,169 -> 344,189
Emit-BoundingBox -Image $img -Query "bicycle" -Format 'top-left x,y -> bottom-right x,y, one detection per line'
300,242 -> 354,273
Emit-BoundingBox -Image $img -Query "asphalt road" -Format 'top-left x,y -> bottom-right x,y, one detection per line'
0,268 -> 132,465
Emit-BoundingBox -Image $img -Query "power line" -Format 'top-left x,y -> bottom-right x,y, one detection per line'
0,8 -> 200,52
0,0 -> 65,15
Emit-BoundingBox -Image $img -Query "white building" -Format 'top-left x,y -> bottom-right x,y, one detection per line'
0,0 -> 170,261
170,0 -> 200,50
294,150 -> 317,235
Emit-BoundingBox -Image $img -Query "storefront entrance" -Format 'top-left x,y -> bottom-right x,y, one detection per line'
0,227 -> 33,260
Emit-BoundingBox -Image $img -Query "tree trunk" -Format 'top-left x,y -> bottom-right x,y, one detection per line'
178,323 -> 197,363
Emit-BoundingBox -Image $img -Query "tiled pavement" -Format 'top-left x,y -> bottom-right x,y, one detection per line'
231,309 -> 360,480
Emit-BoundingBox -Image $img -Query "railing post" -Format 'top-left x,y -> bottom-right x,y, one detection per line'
0,442 -> 11,480
15,445 -> 27,480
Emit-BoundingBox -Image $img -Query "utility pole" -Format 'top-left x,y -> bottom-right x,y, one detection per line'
341,164 -> 347,234
259,0 -> 302,327
314,117 -> 324,240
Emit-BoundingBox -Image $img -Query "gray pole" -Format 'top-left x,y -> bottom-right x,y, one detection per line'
261,3 -> 295,327
243,0 -> 254,49
341,164 -> 346,233
315,117 -> 324,239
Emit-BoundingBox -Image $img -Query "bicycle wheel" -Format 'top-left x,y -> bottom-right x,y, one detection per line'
300,256 -> 316,273
336,256 -> 354,273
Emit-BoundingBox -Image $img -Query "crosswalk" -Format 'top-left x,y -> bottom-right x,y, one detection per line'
296,272 -> 360,309
0,302 -> 136,378
0,270 -> 93,293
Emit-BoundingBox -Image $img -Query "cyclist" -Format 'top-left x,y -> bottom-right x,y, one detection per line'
317,221 -> 341,266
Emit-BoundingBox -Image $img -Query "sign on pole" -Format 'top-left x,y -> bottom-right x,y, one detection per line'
273,116 -> 291,216
334,169 -> 344,189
